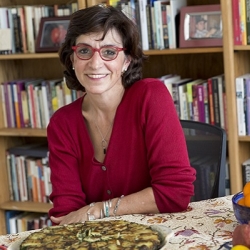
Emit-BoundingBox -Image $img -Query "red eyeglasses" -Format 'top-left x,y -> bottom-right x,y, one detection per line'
72,44 -> 126,61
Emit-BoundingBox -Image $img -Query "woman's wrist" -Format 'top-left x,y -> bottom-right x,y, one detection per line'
86,195 -> 124,221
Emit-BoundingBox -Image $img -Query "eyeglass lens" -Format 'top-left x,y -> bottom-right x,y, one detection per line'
74,45 -> 121,61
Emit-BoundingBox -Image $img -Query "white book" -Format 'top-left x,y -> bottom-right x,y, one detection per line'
24,6 -> 35,53
9,213 -> 24,234
167,0 -> 187,49
41,81 -> 50,128
235,74 -> 250,136
154,1 -> 164,49
0,7 -> 8,29
216,74 -> 225,129
138,0 -> 149,50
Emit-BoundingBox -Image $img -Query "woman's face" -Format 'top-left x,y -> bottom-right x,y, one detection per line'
71,29 -> 130,95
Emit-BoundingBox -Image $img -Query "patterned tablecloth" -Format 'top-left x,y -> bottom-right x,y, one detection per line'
0,195 -> 237,250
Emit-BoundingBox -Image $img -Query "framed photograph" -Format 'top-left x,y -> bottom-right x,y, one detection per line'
179,5 -> 222,48
35,16 -> 70,53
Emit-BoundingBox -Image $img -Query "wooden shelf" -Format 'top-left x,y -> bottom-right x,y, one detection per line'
0,128 -> 47,137
0,201 -> 52,213
234,45 -> 250,51
0,47 -> 223,61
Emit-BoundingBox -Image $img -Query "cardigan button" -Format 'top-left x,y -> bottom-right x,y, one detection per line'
101,166 -> 107,171
107,190 -> 111,195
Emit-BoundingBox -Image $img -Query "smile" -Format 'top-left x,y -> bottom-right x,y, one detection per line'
87,74 -> 107,78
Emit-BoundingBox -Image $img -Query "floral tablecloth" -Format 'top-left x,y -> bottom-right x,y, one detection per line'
0,195 -> 237,249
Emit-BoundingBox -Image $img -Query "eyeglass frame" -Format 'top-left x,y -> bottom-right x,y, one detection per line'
71,44 -> 127,61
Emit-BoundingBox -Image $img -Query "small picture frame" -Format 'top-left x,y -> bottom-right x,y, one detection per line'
35,16 -> 70,53
179,4 -> 222,48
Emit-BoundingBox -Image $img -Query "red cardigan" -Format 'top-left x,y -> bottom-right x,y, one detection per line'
48,78 -> 196,218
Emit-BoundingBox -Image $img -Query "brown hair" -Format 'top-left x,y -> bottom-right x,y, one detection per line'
59,5 -> 147,91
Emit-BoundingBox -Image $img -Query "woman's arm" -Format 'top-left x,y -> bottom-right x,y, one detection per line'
51,187 -> 158,225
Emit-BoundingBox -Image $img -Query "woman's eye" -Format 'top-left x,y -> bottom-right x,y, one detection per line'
79,48 -> 90,54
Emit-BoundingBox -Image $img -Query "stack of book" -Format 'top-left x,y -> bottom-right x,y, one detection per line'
0,3 -> 78,54
5,211 -> 51,233
159,73 -> 227,131
0,78 -> 84,129
6,144 -> 51,203
232,0 -> 250,45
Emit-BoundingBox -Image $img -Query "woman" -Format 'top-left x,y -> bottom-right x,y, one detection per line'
48,4 -> 196,225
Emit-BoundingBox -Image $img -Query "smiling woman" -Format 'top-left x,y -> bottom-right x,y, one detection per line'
47,4 -> 196,226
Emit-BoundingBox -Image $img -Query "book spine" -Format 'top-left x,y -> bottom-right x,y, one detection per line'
243,163 -> 250,186
3,82 -> 11,127
240,0 -> 247,45
203,81 -> 209,124
197,84 -> 205,123
24,6 -> 35,53
246,0 -> 250,44
172,83 -> 180,118
9,82 -> 17,128
236,76 -> 246,135
207,78 -> 215,125
232,0 -> 242,45
218,76 -> 225,129
161,4 -> 169,49
212,77 -> 221,127
16,81 -> 25,128
146,4 -> 153,49
154,1 -> 164,49
138,0 -> 149,50
17,7 -> 28,53
246,77 -> 250,134
0,83 -> 7,127
192,84 -> 199,121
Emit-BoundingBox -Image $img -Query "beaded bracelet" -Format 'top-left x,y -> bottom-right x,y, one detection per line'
113,195 -> 124,217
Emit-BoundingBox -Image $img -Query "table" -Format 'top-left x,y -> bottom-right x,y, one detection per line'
0,195 -> 237,249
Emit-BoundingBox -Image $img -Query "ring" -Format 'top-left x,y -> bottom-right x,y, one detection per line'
87,213 -> 96,221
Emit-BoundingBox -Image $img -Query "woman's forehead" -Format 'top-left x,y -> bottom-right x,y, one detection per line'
76,29 -> 123,45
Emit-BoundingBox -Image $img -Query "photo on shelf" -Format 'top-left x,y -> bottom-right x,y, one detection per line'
179,4 -> 222,48
35,16 -> 70,53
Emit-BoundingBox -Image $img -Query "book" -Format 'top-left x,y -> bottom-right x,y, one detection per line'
163,75 -> 181,97
146,2 -> 154,49
0,82 -> 7,127
167,0 -> 187,49
246,77 -> 250,134
212,76 -> 221,127
207,77 -> 215,125
232,0 -> 242,45
240,0 -> 247,45
154,0 -> 164,49
17,6 -> 28,53
202,81 -> 209,124
243,158 -> 250,186
217,74 -> 225,130
15,80 -> 26,128
171,78 -> 192,118
235,74 -> 250,135
161,3 -> 169,48
138,0 -> 149,50
5,210 -> 22,234
24,6 -> 35,53
246,0 -> 250,44
186,79 -> 204,121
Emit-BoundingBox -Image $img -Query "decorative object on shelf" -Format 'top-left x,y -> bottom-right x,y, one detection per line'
179,4 -> 222,48
35,16 -> 70,53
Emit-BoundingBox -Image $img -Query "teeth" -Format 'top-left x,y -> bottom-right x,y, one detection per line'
88,74 -> 106,78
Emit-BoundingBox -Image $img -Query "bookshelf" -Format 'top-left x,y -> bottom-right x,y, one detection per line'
0,0 -> 242,235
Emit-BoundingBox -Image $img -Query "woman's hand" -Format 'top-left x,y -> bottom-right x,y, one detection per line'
50,202 -> 103,225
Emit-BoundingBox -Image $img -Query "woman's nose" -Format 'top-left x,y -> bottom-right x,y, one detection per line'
88,51 -> 104,68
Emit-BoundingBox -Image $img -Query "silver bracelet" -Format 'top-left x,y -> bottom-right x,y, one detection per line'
113,195 -> 124,217
86,202 -> 96,221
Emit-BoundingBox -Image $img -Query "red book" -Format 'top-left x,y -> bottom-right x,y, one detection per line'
232,0 -> 242,45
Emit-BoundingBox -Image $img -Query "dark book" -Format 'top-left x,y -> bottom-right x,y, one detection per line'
7,144 -> 48,158
212,77 -> 221,127
246,0 -> 250,44
161,3 -> 169,48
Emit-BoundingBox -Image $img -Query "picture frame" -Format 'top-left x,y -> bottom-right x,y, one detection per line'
35,16 -> 70,53
179,5 -> 222,48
